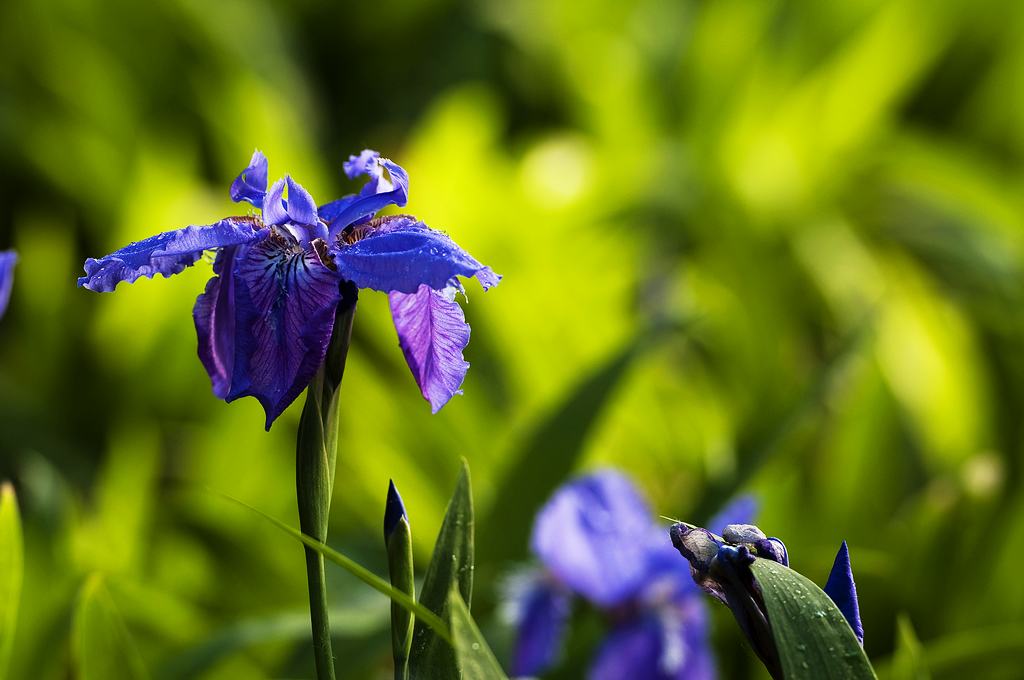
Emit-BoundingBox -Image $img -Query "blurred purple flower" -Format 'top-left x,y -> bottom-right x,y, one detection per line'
0,250 -> 15,320
507,469 -> 754,680
79,150 -> 499,428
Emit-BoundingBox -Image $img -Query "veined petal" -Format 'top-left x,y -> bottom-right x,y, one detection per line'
823,541 -> 864,644
334,216 -> 500,294
230,150 -> 269,206
508,577 -> 572,677
193,246 -> 241,399
320,151 -> 410,232
78,218 -> 266,292
389,284 -> 471,413
0,250 -> 16,319
531,470 -> 654,608
193,232 -> 343,429
589,609 -> 714,680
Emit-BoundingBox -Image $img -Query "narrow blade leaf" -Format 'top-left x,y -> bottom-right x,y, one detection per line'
0,483 -> 22,680
408,461 -> 474,679
449,589 -> 508,680
750,560 -> 877,680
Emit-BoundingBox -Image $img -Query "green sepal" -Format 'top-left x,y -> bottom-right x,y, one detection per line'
408,460 -> 474,679
387,513 -> 415,679
750,560 -> 877,680
449,588 -> 509,680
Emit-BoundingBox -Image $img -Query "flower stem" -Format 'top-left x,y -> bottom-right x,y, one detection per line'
296,281 -> 358,680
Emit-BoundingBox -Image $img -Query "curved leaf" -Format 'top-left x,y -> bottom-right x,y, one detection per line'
449,589 -> 508,680
750,560 -> 876,680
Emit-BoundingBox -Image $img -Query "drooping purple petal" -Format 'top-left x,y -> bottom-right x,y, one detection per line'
334,216 -> 499,294
0,250 -> 16,320
230,150 -> 269,207
389,284 -> 471,413
193,246 -> 241,399
509,577 -> 572,677
78,218 -> 267,293
531,470 -> 655,607
590,608 -> 714,680
319,151 -> 410,232
193,232 -> 343,428
823,540 -> 864,644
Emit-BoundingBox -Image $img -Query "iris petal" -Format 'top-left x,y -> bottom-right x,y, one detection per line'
389,284 -> 471,413
78,218 -> 266,292
193,246 -> 241,399
319,151 -> 410,231
0,250 -> 16,319
509,578 -> 572,677
285,176 -> 319,225
193,232 -> 343,429
334,216 -> 499,294
263,178 -> 289,226
823,541 -> 864,644
531,470 -> 654,607
230,150 -> 269,206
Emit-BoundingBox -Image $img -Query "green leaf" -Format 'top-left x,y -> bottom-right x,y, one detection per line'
73,574 -> 148,680
408,460 -> 474,680
750,560 -> 877,680
885,614 -> 931,680
449,589 -> 508,680
0,483 -> 22,680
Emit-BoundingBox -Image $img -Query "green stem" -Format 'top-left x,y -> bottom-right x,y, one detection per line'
295,281 -> 358,680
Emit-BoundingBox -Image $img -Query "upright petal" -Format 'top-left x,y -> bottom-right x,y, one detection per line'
193,233 -> 344,428
823,541 -> 864,644
78,218 -> 266,292
531,470 -> 655,607
230,150 -> 269,206
262,178 -> 289,226
319,151 -> 410,231
508,576 -> 572,677
589,608 -> 714,680
0,250 -> 16,320
389,284 -> 471,413
285,176 -> 319,225
334,216 -> 499,294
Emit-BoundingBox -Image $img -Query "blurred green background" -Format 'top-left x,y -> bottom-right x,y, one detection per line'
1,0 -> 1023,677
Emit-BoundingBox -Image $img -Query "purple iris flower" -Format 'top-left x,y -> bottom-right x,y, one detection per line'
79,150 -> 499,428
507,469 -> 754,679
0,250 -> 15,320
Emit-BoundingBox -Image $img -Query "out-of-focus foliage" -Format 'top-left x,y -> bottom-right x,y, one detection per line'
0,0 -> 1022,677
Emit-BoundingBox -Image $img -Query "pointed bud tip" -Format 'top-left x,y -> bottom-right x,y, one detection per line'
384,479 -> 409,538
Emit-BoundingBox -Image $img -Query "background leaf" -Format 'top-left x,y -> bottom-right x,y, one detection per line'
750,560 -> 876,680
408,461 -> 474,679
73,573 -> 148,680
